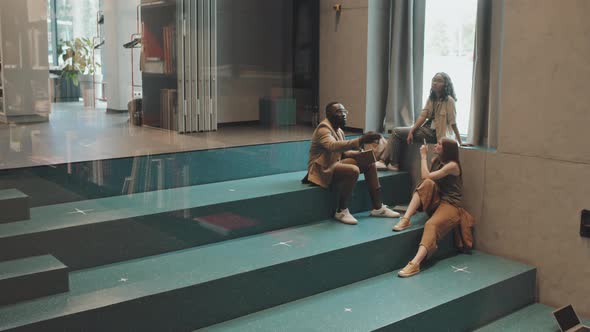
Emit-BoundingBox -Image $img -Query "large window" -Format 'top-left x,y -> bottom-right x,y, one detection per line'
423,0 -> 477,135
47,0 -> 101,67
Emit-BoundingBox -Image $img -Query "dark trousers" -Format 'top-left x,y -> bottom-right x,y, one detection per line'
382,126 -> 437,166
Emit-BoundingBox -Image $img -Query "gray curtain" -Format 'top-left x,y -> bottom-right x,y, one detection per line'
468,0 -> 504,147
382,0 -> 426,132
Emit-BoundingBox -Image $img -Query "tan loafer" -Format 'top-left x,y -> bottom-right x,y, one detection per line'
398,261 -> 420,278
392,217 -> 411,232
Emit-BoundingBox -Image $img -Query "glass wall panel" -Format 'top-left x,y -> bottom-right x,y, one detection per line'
0,0 -> 321,258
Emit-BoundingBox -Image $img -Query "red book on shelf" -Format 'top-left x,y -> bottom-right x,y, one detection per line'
142,27 -> 164,59
163,26 -> 169,73
164,25 -> 175,74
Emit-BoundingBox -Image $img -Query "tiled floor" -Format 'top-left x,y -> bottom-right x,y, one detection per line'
0,102 -> 321,170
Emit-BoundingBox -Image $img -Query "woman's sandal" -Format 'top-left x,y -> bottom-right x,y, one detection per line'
392,216 -> 411,232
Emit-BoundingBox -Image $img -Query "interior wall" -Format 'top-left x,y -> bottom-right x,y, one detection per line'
460,0 -> 590,316
216,0 -> 293,123
497,0 -> 590,164
0,0 -> 50,120
319,0 -> 368,129
103,0 -> 141,111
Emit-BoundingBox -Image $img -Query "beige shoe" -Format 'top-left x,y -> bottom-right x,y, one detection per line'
375,160 -> 387,170
386,164 -> 399,172
392,217 -> 410,232
370,204 -> 400,218
398,261 -> 420,278
334,208 -> 358,225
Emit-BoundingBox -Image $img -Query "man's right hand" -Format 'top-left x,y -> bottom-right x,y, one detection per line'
360,132 -> 381,144
406,131 -> 414,144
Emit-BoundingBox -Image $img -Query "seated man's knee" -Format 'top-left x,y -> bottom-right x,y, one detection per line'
336,163 -> 360,179
350,165 -> 361,177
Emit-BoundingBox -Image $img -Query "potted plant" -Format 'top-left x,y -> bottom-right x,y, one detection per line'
58,37 -> 101,106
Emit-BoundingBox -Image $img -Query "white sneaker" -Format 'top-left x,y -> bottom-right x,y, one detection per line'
370,204 -> 400,218
375,160 -> 387,170
334,209 -> 358,225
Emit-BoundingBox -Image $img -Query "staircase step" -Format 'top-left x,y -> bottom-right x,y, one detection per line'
0,189 -> 30,223
0,211 -> 450,331
475,303 -> 590,332
201,252 -> 536,332
0,171 -> 410,270
0,139 -> 315,207
0,255 -> 68,307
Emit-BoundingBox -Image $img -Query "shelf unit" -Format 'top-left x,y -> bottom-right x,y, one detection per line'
177,0 -> 218,132
142,72 -> 176,79
141,0 -> 178,130
138,0 -> 218,133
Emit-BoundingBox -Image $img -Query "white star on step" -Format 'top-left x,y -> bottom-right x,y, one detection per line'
451,266 -> 471,274
273,240 -> 294,247
344,308 -> 352,312
67,208 -> 95,215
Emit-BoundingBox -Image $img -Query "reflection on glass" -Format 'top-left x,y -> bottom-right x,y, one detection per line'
0,3 -> 334,321
1,0 -> 321,168
0,0 -> 50,124
0,0 -> 321,271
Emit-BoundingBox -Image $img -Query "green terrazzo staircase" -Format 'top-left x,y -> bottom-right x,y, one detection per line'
0,141 -> 544,331
0,171 -> 410,270
0,255 -> 68,307
201,252 -> 536,332
0,212 -> 451,331
0,189 -> 29,223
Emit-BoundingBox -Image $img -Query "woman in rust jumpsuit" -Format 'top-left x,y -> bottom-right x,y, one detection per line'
393,138 -> 474,277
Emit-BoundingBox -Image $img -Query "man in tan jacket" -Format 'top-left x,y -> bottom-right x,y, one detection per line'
307,102 -> 400,224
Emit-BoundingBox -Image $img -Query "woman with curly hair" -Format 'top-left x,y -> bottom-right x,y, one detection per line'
379,72 -> 463,171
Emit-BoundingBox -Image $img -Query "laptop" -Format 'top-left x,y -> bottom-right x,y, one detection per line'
553,305 -> 590,332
